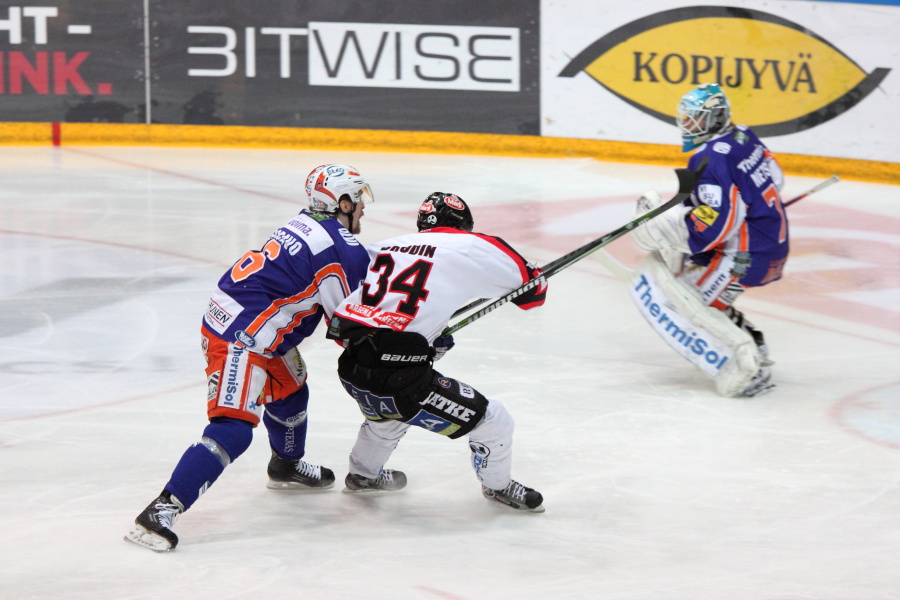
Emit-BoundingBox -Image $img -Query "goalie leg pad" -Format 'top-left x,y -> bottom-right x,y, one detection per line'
629,253 -> 765,397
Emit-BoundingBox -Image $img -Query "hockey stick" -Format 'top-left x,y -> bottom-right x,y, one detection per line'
442,158 -> 707,335
782,174 -> 839,207
449,159 -> 709,320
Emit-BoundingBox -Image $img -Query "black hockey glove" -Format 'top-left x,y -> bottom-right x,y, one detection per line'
432,335 -> 455,361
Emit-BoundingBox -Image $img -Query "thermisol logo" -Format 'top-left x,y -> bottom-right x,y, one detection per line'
558,6 -> 890,136
629,272 -> 730,378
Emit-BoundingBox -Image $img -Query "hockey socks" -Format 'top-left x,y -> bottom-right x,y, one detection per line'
263,387 -> 310,460
164,418 -> 252,510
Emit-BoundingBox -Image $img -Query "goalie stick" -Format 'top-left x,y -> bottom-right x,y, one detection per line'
442,157 -> 708,335
782,174 -> 839,207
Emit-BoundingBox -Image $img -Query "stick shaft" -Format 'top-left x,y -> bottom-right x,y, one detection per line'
782,174 -> 839,207
443,161 -> 706,335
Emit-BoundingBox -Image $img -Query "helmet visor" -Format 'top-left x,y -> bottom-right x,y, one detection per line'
353,183 -> 374,205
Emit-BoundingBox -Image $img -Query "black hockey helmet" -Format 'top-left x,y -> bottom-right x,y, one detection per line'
416,192 -> 474,232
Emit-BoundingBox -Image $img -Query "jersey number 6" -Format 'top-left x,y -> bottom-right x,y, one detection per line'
231,239 -> 281,282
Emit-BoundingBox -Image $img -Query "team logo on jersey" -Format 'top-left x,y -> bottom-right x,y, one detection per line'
444,195 -> 465,210
558,6 -> 890,136
437,378 -> 452,388
235,330 -> 256,348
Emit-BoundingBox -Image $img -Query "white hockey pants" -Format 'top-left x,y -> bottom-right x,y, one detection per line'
348,398 -> 515,490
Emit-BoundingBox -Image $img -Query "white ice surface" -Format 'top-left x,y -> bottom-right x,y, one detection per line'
1,146 -> 899,600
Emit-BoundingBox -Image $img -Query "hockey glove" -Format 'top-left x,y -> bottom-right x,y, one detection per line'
432,335 -> 455,361
511,263 -> 548,309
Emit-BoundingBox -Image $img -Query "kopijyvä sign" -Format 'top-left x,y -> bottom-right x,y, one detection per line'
558,6 -> 890,137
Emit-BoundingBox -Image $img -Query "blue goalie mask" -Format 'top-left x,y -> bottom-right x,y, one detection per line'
676,83 -> 732,152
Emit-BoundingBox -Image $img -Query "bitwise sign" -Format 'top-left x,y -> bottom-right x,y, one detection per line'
150,0 -> 539,133
557,6 -> 890,137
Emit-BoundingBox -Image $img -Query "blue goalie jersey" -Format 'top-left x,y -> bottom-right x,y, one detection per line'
684,125 -> 789,287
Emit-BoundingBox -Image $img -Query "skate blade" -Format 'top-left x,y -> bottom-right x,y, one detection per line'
341,485 -> 403,494
266,480 -> 335,492
123,525 -> 175,552
743,382 -> 776,398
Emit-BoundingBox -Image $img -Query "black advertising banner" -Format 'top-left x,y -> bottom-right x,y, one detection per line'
0,1 -> 145,122
148,0 -> 540,134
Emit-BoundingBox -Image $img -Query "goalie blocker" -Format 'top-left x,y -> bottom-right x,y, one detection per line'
629,252 -> 768,397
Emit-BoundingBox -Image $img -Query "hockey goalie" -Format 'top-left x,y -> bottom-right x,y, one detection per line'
629,83 -> 789,398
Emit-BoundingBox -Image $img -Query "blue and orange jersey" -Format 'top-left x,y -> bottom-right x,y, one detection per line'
202,210 -> 369,356
684,125 -> 789,286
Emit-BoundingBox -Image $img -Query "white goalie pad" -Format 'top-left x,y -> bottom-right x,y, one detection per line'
628,252 -> 763,397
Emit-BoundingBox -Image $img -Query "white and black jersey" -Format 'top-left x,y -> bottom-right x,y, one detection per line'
333,226 -> 546,344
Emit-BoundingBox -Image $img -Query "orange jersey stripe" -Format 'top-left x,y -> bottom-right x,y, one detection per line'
704,185 -> 740,251
243,263 -> 350,340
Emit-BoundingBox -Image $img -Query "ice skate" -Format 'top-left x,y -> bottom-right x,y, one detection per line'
741,367 -> 775,397
124,491 -> 184,552
482,479 -> 545,513
266,451 -> 335,490
342,469 -> 407,493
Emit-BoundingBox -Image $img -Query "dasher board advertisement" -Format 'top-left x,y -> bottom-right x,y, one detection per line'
0,2 -> 145,123
149,0 -> 540,133
542,1 -> 898,162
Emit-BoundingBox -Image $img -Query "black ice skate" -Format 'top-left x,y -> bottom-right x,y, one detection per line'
124,491 -> 184,552
482,480 -> 545,513
266,450 -> 336,491
342,469 -> 407,493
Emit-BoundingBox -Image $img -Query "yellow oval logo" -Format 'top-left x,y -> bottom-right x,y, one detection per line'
559,7 -> 890,136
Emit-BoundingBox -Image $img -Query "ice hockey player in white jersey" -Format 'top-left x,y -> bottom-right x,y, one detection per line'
326,192 -> 548,512
124,164 -> 373,552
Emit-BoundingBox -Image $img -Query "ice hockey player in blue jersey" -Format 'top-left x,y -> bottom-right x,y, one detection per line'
631,83 -> 789,397
125,164 -> 374,552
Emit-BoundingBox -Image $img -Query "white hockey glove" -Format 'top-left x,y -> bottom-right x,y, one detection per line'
432,335 -> 455,361
632,190 -> 691,254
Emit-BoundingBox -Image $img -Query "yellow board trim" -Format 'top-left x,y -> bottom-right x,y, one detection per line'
1,122 -> 895,185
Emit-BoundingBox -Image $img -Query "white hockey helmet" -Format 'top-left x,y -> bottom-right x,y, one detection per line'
305,164 -> 374,213
676,83 -> 732,152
